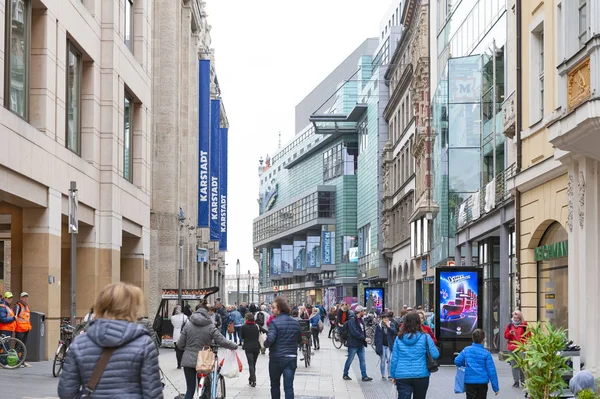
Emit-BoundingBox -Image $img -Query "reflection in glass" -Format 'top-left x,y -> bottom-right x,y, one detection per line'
124,96 -> 133,180
8,0 -> 29,117
270,248 -> 281,275
306,236 -> 321,268
537,223 -> 568,330
449,148 -> 481,193
125,0 -> 133,50
448,104 -> 481,147
66,46 -> 81,153
281,244 -> 293,274
293,239 -> 306,271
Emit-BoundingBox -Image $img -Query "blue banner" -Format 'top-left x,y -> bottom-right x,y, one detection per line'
322,231 -> 335,264
219,127 -> 228,251
198,60 -> 211,227
209,100 -> 221,241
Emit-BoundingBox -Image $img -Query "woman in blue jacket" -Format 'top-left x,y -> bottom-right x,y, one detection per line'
390,312 -> 439,399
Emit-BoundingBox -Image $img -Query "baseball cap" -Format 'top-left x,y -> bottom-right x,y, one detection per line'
4,292 -> 13,299
355,305 -> 365,312
20,292 -> 28,297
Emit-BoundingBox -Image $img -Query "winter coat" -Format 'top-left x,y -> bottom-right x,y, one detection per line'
57,319 -> 163,399
328,311 -> 337,325
390,332 -> 440,379
374,321 -> 398,355
170,313 -> 187,343
422,325 -> 438,345
309,314 -> 320,329
239,306 -> 247,318
345,314 -> 367,349
336,309 -> 349,325
504,322 -> 529,352
249,303 -> 257,314
454,343 -> 499,392
177,308 -> 238,369
264,313 -> 301,359
229,310 -> 244,327
241,321 -> 265,350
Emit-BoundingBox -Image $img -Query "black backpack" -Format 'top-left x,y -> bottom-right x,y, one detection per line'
256,311 -> 265,326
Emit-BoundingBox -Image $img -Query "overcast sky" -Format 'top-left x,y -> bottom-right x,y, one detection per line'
205,1 -> 393,275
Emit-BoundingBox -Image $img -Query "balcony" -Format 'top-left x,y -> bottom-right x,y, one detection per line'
310,104 -> 368,135
456,163 -> 516,229
502,91 -> 516,138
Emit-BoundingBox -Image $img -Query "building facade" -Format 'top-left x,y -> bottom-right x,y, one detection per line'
150,0 -> 227,317
515,0 -> 600,375
223,272 -> 259,306
0,0 -> 152,358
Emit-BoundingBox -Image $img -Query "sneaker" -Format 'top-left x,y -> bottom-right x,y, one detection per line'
251,381 -> 256,387
23,362 -> 31,367
512,382 -> 520,388
382,376 -> 387,381
343,375 -> 352,381
362,377 -> 373,382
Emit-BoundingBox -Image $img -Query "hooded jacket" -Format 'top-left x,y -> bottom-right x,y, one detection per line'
57,319 -> 163,399
345,313 -> 366,349
390,332 -> 440,379
454,343 -> 499,392
177,308 -> 238,368
504,321 -> 529,352
264,313 -> 301,358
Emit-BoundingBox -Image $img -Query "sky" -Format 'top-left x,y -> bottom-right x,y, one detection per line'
204,0 -> 394,275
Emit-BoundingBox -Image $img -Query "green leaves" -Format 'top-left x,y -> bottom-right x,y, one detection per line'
576,389 -> 599,399
505,323 -> 571,399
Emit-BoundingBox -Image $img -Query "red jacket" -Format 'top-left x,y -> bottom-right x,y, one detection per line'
504,322 -> 529,351
422,325 -> 437,345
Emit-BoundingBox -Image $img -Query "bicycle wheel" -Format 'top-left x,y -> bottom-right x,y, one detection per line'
304,342 -> 310,367
215,374 -> 226,399
52,343 -> 66,377
332,330 -> 343,349
0,337 -> 27,369
200,373 -> 211,399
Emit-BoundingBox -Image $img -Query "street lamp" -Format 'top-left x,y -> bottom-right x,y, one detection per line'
247,270 -> 251,304
178,208 -> 185,308
251,276 -> 255,304
236,259 -> 240,306
68,181 -> 78,327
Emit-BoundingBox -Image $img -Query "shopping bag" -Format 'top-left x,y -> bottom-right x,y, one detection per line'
220,350 -> 240,378
196,348 -> 215,373
318,319 -> 324,333
236,351 -> 243,372
454,366 -> 466,394
259,332 -> 267,349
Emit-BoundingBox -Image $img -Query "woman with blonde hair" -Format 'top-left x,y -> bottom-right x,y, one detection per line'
58,282 -> 163,398
309,307 -> 321,350
504,310 -> 529,388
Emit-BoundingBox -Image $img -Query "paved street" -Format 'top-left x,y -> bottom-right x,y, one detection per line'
0,331 -> 526,399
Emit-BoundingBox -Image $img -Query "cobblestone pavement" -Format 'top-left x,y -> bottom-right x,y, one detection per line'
1,331 -> 527,399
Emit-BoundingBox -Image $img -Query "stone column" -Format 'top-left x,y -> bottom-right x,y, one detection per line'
455,245 -> 462,266
121,235 -> 150,315
2,240 -> 11,292
22,189 -> 62,360
499,217 -> 510,352
465,241 -> 473,266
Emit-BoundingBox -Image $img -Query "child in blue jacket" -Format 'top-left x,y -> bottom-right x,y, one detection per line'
454,329 -> 499,399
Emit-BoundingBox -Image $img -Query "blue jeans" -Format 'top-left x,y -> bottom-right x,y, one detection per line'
379,346 -> 391,377
343,346 -> 367,379
269,357 -> 297,399
234,326 -> 242,344
396,377 -> 430,399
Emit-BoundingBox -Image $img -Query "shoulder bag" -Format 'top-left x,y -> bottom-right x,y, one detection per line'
424,334 -> 439,373
81,347 -> 116,398
257,325 -> 267,348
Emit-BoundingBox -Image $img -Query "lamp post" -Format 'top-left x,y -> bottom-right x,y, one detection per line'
247,270 -> 251,304
236,259 -> 240,306
251,276 -> 255,304
68,181 -> 78,327
178,208 -> 185,308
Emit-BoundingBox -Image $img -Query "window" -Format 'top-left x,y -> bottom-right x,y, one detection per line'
341,236 -> 358,262
323,143 -> 344,182
537,223 -> 568,330
530,25 -> 544,124
124,93 -> 133,181
343,142 -> 358,175
539,32 -> 544,118
125,0 -> 134,51
358,117 -> 368,153
579,0 -> 587,47
66,42 -> 82,154
4,0 -> 30,118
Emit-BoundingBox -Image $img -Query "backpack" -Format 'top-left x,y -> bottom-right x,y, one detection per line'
256,311 -> 265,326
340,322 -> 349,341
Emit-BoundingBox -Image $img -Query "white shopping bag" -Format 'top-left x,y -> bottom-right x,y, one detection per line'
220,350 -> 240,379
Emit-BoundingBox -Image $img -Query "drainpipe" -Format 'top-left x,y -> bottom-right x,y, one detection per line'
515,0 -> 523,309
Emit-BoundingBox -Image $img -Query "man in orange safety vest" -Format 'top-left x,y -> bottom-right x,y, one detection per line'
14,292 -> 32,367
0,292 -> 16,338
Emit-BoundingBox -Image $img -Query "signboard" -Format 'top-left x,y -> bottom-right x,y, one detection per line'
421,259 -> 427,275
219,127 -> 228,251
210,261 -> 218,271
364,288 -> 384,313
322,230 -> 335,264
349,247 -> 359,263
544,281 -> 556,320
197,248 -> 208,263
197,60 -> 211,227
161,288 -> 218,300
437,269 -> 481,339
424,276 -> 434,284
534,240 -> 568,261
209,100 -> 221,241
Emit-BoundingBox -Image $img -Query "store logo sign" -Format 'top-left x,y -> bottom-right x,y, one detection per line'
534,240 -> 568,262
322,232 -> 332,264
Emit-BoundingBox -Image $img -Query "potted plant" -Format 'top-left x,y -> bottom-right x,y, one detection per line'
506,323 -> 571,399
576,389 -> 599,399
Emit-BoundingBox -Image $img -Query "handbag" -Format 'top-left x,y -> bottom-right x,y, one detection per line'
424,334 -> 439,373
227,322 -> 235,334
454,365 -> 466,393
257,325 -> 267,349
196,348 -> 216,373
81,347 -> 116,398
318,319 -> 324,333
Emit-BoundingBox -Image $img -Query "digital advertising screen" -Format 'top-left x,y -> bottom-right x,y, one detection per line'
364,288 -> 385,313
437,269 -> 480,339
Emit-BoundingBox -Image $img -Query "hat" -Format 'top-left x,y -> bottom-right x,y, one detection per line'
4,292 -> 13,299
20,292 -> 28,297
569,370 -> 596,395
355,305 -> 365,312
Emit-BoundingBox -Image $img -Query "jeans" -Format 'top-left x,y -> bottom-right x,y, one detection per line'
379,346 -> 391,377
234,326 -> 242,344
396,377 -> 430,399
269,356 -> 297,399
465,383 -> 489,399
328,323 -> 336,338
15,331 -> 29,344
245,349 -> 259,383
220,324 -> 227,337
174,344 -> 184,368
311,327 -> 320,349
509,352 -> 525,383
343,346 -> 367,379
183,366 -> 198,399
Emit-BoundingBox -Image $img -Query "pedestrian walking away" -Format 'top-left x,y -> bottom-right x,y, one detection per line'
504,310 -> 529,388
454,329 -> 499,399
264,297 -> 301,399
374,312 -> 398,380
57,282 -> 164,398
229,306 -> 244,345
171,305 -> 188,369
240,312 -> 265,387
309,307 -> 321,350
390,312 -> 440,399
177,299 -> 237,399
342,305 -> 373,382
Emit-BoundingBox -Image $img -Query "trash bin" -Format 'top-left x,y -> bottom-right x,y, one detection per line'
28,311 -> 46,361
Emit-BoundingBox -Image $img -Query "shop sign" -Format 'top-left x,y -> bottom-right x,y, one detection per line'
423,276 -> 434,284
421,259 -> 427,275
544,281 -> 556,320
322,231 -> 334,264
315,280 -> 323,287
349,247 -> 359,263
534,240 -> 568,261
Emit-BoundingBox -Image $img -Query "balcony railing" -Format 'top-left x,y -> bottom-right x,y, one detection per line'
456,163 -> 516,229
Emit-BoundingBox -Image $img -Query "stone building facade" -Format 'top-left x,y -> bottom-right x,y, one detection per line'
0,0 -> 153,358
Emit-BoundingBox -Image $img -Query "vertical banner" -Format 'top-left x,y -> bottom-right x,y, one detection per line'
198,60 -> 211,227
219,127 -> 228,251
209,100 -> 221,241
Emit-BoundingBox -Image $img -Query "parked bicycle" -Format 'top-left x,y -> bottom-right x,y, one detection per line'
197,344 -> 226,399
299,320 -> 311,368
332,327 -> 345,349
0,333 -> 27,369
52,318 -> 75,377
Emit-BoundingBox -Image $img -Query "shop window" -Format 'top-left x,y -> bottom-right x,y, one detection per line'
341,236 -> 358,263
4,0 -> 30,119
537,222 -> 568,330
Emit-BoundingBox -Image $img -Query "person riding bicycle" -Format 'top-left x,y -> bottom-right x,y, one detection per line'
177,299 -> 237,399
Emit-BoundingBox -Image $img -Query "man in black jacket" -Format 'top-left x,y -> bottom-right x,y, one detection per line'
342,306 -> 373,382
215,299 -> 228,336
240,313 -> 266,387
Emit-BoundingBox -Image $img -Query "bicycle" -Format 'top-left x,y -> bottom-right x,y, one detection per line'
0,333 -> 27,369
300,332 -> 311,367
365,325 -> 376,351
197,344 -> 226,399
332,325 -> 346,350
53,318 -> 75,377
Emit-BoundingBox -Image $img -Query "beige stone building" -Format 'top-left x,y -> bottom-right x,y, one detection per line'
0,0 -> 152,358
515,0 -> 600,375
